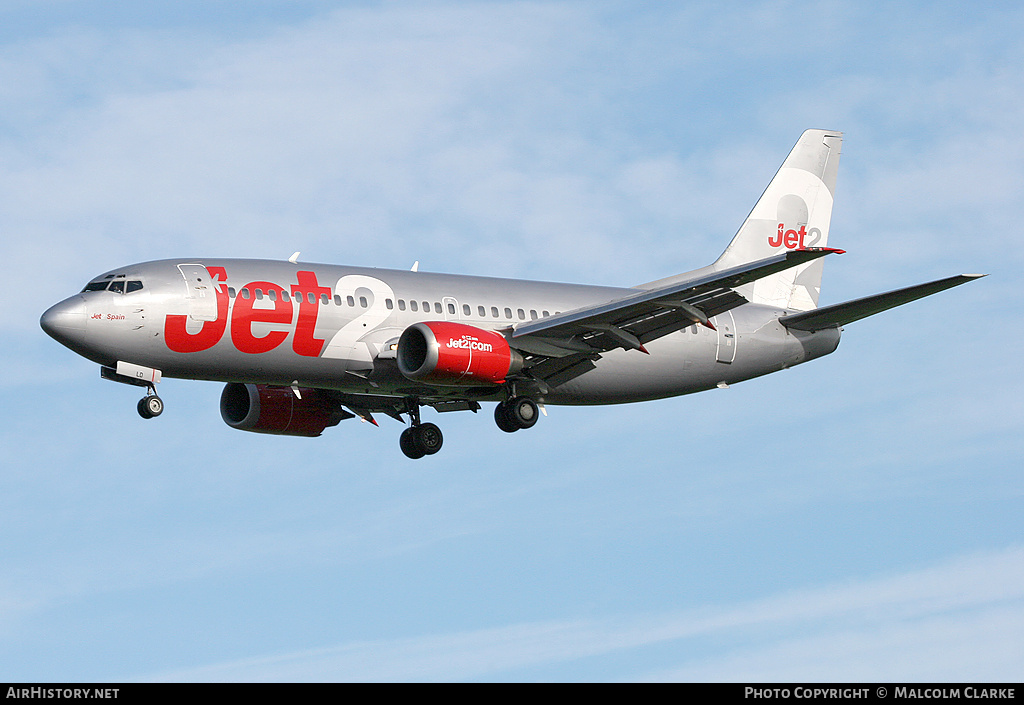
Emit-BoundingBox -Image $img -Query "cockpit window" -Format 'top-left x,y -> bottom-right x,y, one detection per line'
81,278 -> 144,293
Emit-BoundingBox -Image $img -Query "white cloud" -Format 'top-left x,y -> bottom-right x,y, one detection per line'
144,546 -> 1024,681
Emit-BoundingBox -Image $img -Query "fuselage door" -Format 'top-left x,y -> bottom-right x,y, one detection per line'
715,310 -> 737,364
443,296 -> 460,321
176,264 -> 218,322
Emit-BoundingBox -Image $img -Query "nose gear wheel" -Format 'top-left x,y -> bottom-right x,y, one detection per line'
137,393 -> 164,419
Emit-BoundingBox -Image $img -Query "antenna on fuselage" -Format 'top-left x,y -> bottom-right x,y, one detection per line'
410,260 -> 419,272
288,252 -> 300,264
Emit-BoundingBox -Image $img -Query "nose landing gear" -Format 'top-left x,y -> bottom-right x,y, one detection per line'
137,390 -> 164,419
100,364 -> 165,420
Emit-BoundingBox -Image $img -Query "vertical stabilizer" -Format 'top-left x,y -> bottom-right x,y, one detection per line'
714,129 -> 842,310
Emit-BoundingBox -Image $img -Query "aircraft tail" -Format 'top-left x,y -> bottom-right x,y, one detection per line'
715,129 -> 842,311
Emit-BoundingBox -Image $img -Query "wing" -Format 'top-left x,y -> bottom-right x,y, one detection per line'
511,248 -> 842,358
335,249 -> 843,411
779,274 -> 984,332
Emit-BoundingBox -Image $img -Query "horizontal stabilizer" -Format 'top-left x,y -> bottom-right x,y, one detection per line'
779,274 -> 985,332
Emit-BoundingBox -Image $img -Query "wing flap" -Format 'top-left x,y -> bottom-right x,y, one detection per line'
513,248 -> 841,354
779,274 -> 984,332
526,352 -> 600,387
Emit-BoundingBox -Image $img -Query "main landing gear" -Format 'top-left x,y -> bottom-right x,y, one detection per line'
399,400 -> 443,459
397,395 -> 541,459
494,396 -> 539,433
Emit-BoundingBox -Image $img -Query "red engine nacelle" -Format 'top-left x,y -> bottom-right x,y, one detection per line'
220,383 -> 346,437
397,321 -> 523,385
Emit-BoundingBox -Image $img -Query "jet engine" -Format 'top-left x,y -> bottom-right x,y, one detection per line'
397,321 -> 523,385
220,383 -> 346,437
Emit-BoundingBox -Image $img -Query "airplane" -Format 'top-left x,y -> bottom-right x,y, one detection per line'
40,129 -> 983,459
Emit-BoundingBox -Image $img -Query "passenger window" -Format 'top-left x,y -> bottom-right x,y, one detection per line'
268,289 -> 277,301
241,288 -> 250,299
398,299 -> 406,311
255,289 -> 264,300
282,291 -> 290,303
530,310 -> 538,320
491,307 -> 499,318
434,302 -> 442,314
477,306 -> 485,317
308,292 -> 316,304
109,281 -> 125,294
504,307 -> 512,319
126,281 -> 143,293
517,309 -> 525,320
542,310 -> 549,317
386,299 -> 394,310
447,303 -> 456,315
359,296 -> 368,308
334,295 -> 342,305
347,295 -> 355,307
228,287 -> 237,298
410,300 -> 419,312
422,301 -> 430,313
464,304 -> 472,316
321,293 -> 329,305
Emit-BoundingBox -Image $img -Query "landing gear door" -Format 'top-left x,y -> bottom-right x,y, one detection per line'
176,264 -> 218,322
715,310 -> 737,364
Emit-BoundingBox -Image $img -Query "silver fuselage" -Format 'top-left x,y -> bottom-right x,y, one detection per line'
42,258 -> 841,404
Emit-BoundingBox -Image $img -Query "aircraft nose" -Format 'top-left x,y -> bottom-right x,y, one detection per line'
40,296 -> 87,344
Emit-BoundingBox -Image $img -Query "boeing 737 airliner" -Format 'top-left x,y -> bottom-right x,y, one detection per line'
40,130 -> 982,458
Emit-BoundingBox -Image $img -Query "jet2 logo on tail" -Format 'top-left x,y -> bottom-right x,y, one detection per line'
769,223 -> 822,249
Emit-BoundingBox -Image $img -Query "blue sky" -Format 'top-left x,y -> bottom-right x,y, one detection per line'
2,0 -> 1022,682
